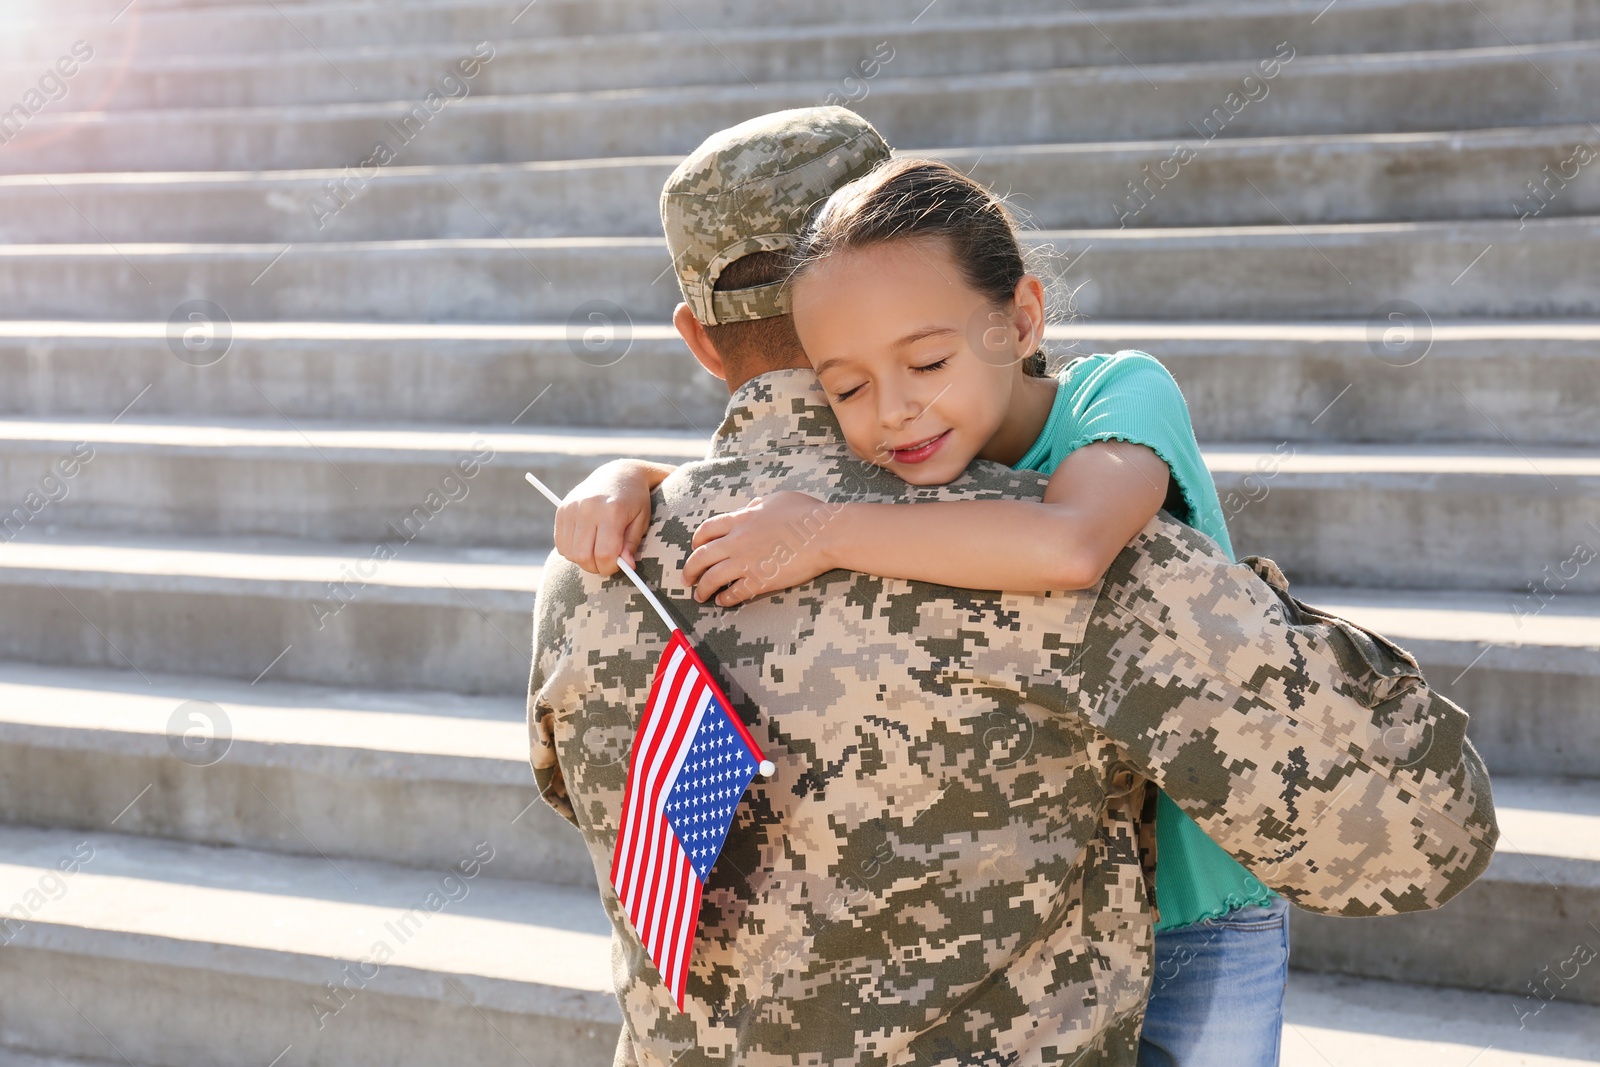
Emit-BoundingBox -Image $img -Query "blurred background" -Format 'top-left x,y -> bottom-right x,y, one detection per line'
0,0 -> 1596,1063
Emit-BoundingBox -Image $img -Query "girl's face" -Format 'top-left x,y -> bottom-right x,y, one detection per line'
790,237 -> 1047,486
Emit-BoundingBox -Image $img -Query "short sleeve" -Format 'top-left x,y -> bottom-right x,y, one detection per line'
1053,352 -> 1234,558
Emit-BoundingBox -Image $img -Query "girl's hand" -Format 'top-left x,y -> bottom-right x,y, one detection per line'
684,491 -> 839,606
554,459 -> 663,576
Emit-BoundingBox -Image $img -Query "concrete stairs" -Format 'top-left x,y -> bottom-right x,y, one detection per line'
5,43 -> 1600,171
0,0 -> 1595,1063
0,825 -> 619,1067
2,218 -> 1599,321
6,0 -> 1599,108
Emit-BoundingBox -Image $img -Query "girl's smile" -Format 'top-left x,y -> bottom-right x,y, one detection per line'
885,428 -> 951,465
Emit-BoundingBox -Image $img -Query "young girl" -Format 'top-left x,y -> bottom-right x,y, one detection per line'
556,158 -> 1286,1067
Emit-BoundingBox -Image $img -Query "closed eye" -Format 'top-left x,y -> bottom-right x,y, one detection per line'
832,383 -> 864,403
913,357 -> 950,373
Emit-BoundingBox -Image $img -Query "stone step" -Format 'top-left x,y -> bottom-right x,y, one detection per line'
0,418 -> 702,545
6,417 -> 1600,585
2,216 -> 1597,322
0,533 -> 543,694
988,123 -> 1600,230
0,157 -> 688,244
2,42 -> 1597,173
0,322 -> 725,431
1281,971 -> 1600,1066
0,825 -> 620,1067
0,1050 -> 127,1067
7,0 -> 1592,109
1076,321 -> 1600,446
1291,774 -> 1600,1007
1211,442 -> 1600,593
0,0 -> 1339,62
1296,586 -> 1600,780
6,123 -> 1598,245
0,660 -> 592,885
28,0 -> 407,11
3,321 -> 1597,446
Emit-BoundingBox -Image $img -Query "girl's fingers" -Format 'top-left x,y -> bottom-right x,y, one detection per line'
569,516 -> 600,574
714,577 -> 756,608
556,510 -> 581,566
623,509 -> 650,570
683,539 -> 730,589
553,506 -> 573,560
593,520 -> 626,576
692,558 -> 747,605
690,519 -> 721,551
692,509 -> 744,549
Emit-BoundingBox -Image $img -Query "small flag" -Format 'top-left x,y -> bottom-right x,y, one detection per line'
609,630 -> 769,1008
523,473 -> 772,1010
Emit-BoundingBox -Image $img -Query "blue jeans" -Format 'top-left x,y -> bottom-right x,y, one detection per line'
1137,897 -> 1290,1067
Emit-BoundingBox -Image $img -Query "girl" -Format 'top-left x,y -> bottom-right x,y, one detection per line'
556,158 -> 1286,1067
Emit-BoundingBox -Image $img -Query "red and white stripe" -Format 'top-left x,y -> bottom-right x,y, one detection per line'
609,630 -> 713,1008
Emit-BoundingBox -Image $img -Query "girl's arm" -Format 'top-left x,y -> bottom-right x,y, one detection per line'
553,458 -> 677,575
684,440 -> 1171,606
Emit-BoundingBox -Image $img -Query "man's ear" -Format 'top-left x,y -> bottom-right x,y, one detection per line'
674,303 -> 725,381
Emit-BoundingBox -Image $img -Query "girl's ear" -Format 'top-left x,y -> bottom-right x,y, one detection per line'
1012,274 -> 1048,355
674,303 -> 726,381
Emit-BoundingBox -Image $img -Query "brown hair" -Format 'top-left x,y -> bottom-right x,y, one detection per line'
790,157 -> 1048,375
701,251 -> 807,380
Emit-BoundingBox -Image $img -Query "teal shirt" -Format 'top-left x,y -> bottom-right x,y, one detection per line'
1013,351 -> 1275,930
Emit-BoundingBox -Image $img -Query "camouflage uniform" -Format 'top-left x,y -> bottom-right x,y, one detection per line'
528,370 -> 1498,1067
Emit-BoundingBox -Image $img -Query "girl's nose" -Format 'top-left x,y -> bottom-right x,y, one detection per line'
877,387 -> 922,430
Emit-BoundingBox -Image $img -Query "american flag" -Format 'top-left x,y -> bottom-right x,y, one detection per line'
610,629 -> 769,1009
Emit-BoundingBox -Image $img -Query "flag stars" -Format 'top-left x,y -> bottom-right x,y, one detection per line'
659,698 -> 762,881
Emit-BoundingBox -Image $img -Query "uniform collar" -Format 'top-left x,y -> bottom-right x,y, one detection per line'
709,369 -> 849,458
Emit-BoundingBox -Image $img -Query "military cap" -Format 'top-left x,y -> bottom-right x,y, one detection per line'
660,106 -> 892,326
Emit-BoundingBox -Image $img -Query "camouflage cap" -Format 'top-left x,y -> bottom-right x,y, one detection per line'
660,106 -> 892,326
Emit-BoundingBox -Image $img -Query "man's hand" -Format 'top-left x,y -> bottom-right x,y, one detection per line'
684,491 -> 837,606
553,459 -> 671,576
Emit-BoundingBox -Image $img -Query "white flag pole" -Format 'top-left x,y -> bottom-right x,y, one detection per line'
525,472 -> 680,634
525,471 -> 775,778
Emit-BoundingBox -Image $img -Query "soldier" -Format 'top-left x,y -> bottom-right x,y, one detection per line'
528,107 -> 1497,1065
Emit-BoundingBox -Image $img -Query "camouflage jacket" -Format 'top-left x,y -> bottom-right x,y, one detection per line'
528,369 -> 1497,1067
